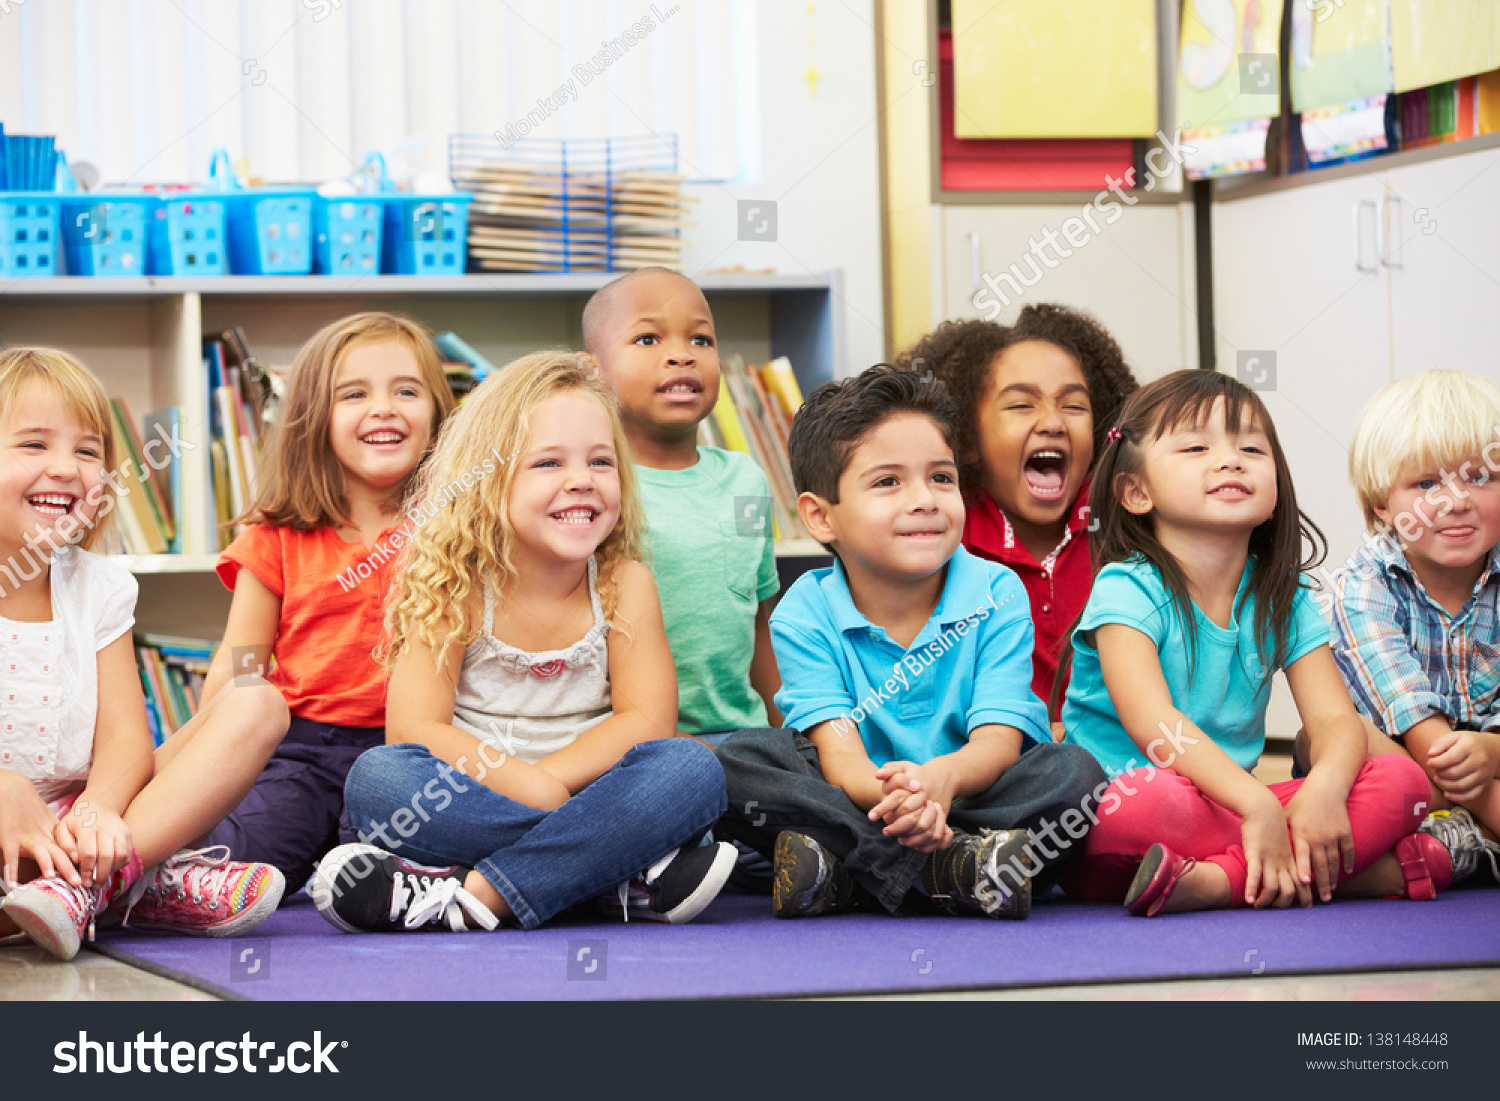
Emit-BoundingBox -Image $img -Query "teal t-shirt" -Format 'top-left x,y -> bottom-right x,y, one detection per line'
1062,556 -> 1329,775
637,447 -> 780,735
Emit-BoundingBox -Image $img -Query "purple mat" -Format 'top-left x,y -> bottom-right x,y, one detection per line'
93,889 -> 1500,1000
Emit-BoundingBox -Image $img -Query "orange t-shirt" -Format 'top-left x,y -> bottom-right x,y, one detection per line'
217,521 -> 410,728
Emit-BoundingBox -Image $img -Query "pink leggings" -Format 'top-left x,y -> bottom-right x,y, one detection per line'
1061,755 -> 1431,905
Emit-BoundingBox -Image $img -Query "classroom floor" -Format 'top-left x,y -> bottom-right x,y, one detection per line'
4,754 -> 1494,1003
2,942 -> 1496,1002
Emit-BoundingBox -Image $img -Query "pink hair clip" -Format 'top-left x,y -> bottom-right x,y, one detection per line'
1106,426 -> 1124,443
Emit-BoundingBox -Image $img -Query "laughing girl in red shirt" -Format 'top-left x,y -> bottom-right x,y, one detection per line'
899,304 -> 1137,729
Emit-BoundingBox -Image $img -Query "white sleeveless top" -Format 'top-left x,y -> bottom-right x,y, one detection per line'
451,556 -> 612,765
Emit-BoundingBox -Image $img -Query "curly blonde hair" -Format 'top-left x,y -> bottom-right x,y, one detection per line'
382,350 -> 645,670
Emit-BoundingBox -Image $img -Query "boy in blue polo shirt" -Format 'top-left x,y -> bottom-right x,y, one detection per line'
716,366 -> 1106,919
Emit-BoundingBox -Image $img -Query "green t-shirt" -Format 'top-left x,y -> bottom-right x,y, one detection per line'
637,447 -> 780,735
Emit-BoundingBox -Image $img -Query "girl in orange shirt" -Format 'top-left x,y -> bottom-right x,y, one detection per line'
204,313 -> 455,891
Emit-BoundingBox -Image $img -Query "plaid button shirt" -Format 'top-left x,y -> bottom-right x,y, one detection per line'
1329,535 -> 1500,738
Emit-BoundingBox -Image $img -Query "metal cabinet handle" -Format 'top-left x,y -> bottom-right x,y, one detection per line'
1380,195 -> 1403,270
969,231 -> 982,297
1353,200 -> 1378,273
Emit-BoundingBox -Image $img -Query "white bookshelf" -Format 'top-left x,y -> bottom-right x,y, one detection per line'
0,273 -> 840,635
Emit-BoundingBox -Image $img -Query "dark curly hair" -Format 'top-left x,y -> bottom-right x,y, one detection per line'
893,319 -> 1008,491
895,304 -> 1138,493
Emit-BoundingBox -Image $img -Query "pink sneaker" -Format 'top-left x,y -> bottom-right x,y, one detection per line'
2,877 -> 97,961
121,847 -> 284,937
0,852 -> 145,960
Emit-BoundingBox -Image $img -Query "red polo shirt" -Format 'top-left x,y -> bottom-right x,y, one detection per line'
961,484 -> 1095,718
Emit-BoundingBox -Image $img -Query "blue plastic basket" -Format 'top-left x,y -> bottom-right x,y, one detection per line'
147,192 -> 227,276
313,195 -> 382,274
0,193 -> 59,277
59,194 -> 152,276
205,150 -> 315,276
382,194 -> 471,275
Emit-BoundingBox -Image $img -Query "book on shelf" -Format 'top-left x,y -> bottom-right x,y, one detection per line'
106,398 -> 188,556
699,355 -> 807,542
142,409 -> 183,553
134,634 -> 217,747
204,332 -> 272,549
435,331 -> 498,403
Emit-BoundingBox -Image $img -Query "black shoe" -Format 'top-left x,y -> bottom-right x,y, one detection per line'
921,829 -> 1034,920
600,842 -> 738,924
772,831 -> 878,918
310,844 -> 499,933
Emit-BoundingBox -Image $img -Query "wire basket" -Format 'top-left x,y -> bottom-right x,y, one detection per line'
447,134 -> 686,273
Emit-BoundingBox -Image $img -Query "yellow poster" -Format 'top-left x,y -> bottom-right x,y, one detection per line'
1176,0 -> 1286,130
1391,0 -> 1500,92
951,0 -> 1157,139
1294,0 -> 1393,111
1312,0 -> 1388,58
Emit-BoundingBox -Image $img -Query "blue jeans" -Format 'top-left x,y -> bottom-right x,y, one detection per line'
343,738 -> 727,929
716,729 -> 1107,913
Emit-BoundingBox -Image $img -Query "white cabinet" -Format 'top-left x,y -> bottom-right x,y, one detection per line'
938,201 -> 1196,383
1384,144 -> 1500,383
1213,170 -> 1394,570
1215,145 -> 1500,568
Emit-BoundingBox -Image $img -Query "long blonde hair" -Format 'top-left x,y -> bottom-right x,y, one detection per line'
242,312 -> 455,530
383,350 -> 645,669
0,347 -> 121,552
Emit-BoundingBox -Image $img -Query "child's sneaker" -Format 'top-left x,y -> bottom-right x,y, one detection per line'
772,831 -> 879,918
0,850 -> 144,961
309,843 -> 499,933
921,829 -> 1034,920
0,876 -> 97,960
1419,807 -> 1500,885
120,847 -> 284,937
599,842 -> 738,924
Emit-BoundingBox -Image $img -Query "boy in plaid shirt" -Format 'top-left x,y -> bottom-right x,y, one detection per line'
1327,370 -> 1500,884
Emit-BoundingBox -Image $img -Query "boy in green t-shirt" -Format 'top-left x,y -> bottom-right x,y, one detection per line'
583,267 -> 783,743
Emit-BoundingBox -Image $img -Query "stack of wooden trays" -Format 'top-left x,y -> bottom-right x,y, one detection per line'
449,136 -> 692,273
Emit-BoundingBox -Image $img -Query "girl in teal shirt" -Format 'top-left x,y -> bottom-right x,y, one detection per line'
1059,371 -> 1455,914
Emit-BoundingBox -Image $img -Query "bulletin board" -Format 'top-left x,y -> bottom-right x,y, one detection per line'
1176,0 -> 1286,130
950,0 -> 1158,139
1291,0 -> 1394,113
1390,0 -> 1500,93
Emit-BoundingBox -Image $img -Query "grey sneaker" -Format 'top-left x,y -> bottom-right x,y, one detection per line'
1419,808 -> 1500,883
922,829 -> 1035,920
771,832 -> 879,918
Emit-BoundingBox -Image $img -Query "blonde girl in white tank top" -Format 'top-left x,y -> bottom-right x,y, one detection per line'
311,351 -> 735,934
